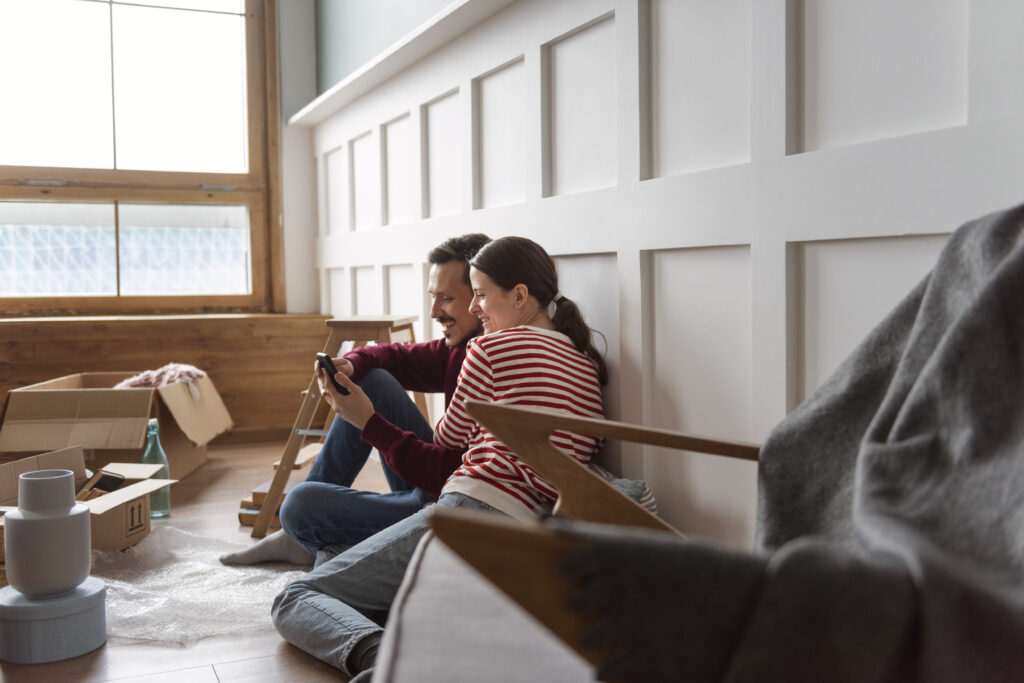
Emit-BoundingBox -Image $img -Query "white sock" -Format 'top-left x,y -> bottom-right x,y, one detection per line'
219,530 -> 314,566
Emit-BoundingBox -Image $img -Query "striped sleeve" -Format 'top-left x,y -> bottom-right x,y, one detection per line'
433,338 -> 492,450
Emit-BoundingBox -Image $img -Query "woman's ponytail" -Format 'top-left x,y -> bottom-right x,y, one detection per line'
551,296 -> 608,386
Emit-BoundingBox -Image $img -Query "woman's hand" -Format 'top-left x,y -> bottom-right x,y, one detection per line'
314,362 -> 375,430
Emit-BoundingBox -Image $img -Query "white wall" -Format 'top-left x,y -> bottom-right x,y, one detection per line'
278,0 -> 319,313
286,0 -> 1024,546
315,0 -> 454,93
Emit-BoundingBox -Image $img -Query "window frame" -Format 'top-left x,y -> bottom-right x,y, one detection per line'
0,0 -> 283,316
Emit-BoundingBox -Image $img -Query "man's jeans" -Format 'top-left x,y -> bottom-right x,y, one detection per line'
279,368 -> 435,554
273,492 -> 502,675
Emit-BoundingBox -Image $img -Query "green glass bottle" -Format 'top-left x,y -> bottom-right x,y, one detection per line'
142,418 -> 171,518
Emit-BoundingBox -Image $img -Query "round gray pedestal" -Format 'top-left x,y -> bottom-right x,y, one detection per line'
0,576 -> 107,664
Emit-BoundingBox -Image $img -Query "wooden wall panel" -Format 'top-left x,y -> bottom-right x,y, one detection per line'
0,314 -> 331,443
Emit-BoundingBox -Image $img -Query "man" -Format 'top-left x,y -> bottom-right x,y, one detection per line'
221,233 -> 490,566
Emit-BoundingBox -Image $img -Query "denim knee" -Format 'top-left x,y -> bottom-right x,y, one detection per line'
358,367 -> 403,398
279,481 -> 323,535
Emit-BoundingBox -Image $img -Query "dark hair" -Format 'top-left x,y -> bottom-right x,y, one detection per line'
427,233 -> 491,287
470,237 -> 608,385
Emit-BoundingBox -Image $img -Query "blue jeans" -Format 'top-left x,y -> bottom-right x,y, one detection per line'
279,368 -> 435,554
272,492 -> 503,674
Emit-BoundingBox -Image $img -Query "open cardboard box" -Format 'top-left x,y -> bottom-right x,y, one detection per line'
0,445 -> 175,555
0,372 -> 233,479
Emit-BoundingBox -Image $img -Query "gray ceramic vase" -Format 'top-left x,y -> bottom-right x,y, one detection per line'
4,469 -> 91,597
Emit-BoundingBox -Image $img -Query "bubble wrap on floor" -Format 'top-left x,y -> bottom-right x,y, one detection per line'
90,526 -> 306,645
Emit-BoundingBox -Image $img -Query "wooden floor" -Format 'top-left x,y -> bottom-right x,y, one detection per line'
1,439 -> 389,682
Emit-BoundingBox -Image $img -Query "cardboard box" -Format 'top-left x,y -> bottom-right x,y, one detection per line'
0,372 -> 233,479
0,445 -> 175,553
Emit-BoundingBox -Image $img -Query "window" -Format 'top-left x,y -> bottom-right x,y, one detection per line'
0,0 -> 281,314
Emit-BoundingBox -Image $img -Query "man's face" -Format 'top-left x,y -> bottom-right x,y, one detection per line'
428,261 -> 482,346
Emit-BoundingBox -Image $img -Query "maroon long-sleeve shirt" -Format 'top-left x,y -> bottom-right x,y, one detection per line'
343,339 -> 466,499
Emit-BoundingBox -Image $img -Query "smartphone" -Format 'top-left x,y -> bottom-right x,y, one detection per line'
316,352 -> 350,395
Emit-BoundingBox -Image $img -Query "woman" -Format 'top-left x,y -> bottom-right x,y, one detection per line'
272,237 -> 607,678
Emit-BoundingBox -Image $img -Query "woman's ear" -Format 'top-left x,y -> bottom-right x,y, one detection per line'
512,283 -> 529,308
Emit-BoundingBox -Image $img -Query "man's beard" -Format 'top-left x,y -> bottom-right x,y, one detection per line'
438,317 -> 484,344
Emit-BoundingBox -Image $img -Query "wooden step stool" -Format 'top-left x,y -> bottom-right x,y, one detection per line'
246,315 -> 430,538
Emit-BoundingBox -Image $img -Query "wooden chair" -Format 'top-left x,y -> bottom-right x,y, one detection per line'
430,399 -> 759,670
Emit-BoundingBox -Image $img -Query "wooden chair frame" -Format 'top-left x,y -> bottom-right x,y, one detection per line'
430,400 -> 760,670
460,399 -> 758,533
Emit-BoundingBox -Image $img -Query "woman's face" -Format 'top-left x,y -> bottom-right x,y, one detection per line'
469,267 -> 522,334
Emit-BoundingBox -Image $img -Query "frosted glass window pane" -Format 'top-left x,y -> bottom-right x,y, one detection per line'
0,0 -> 114,168
0,202 -> 116,296
118,204 -> 250,295
112,5 -> 248,173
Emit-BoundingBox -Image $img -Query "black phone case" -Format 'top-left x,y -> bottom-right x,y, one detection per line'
316,353 -> 350,395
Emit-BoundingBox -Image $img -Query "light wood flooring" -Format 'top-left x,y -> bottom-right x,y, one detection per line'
1,440 -> 389,682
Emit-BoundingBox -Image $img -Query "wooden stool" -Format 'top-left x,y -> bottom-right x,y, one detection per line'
249,315 -> 428,538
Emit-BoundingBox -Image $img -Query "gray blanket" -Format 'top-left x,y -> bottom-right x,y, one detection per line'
561,203 -> 1024,682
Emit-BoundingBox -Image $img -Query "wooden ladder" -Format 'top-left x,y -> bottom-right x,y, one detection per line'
249,314 -> 429,538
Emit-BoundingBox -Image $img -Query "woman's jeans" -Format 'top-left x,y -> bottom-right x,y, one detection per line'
273,492 -> 502,675
279,368 -> 436,554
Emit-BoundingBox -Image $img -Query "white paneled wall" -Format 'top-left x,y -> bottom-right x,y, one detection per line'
475,58 -> 527,209
326,267 -> 348,318
352,265 -> 376,314
545,14 -> 617,197
423,90 -> 464,218
798,0 -> 968,152
649,0 -> 751,177
384,262 -> 427,345
648,246 -> 755,544
294,0 -> 1024,546
795,234 -> 950,401
324,146 -> 347,235
349,132 -> 378,230
382,113 -> 419,226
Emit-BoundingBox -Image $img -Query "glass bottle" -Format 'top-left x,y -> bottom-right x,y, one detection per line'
142,418 -> 171,518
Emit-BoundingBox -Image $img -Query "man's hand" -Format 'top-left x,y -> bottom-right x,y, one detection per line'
314,362 -> 375,429
332,356 -> 355,376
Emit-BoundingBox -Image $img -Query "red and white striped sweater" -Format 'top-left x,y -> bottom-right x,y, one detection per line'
434,325 -> 604,519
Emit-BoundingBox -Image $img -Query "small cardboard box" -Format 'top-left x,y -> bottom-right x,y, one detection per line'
0,445 -> 175,553
0,372 -> 233,479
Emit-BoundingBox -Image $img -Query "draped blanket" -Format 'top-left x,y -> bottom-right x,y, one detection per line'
562,203 -> 1024,682
747,202 -> 1024,681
